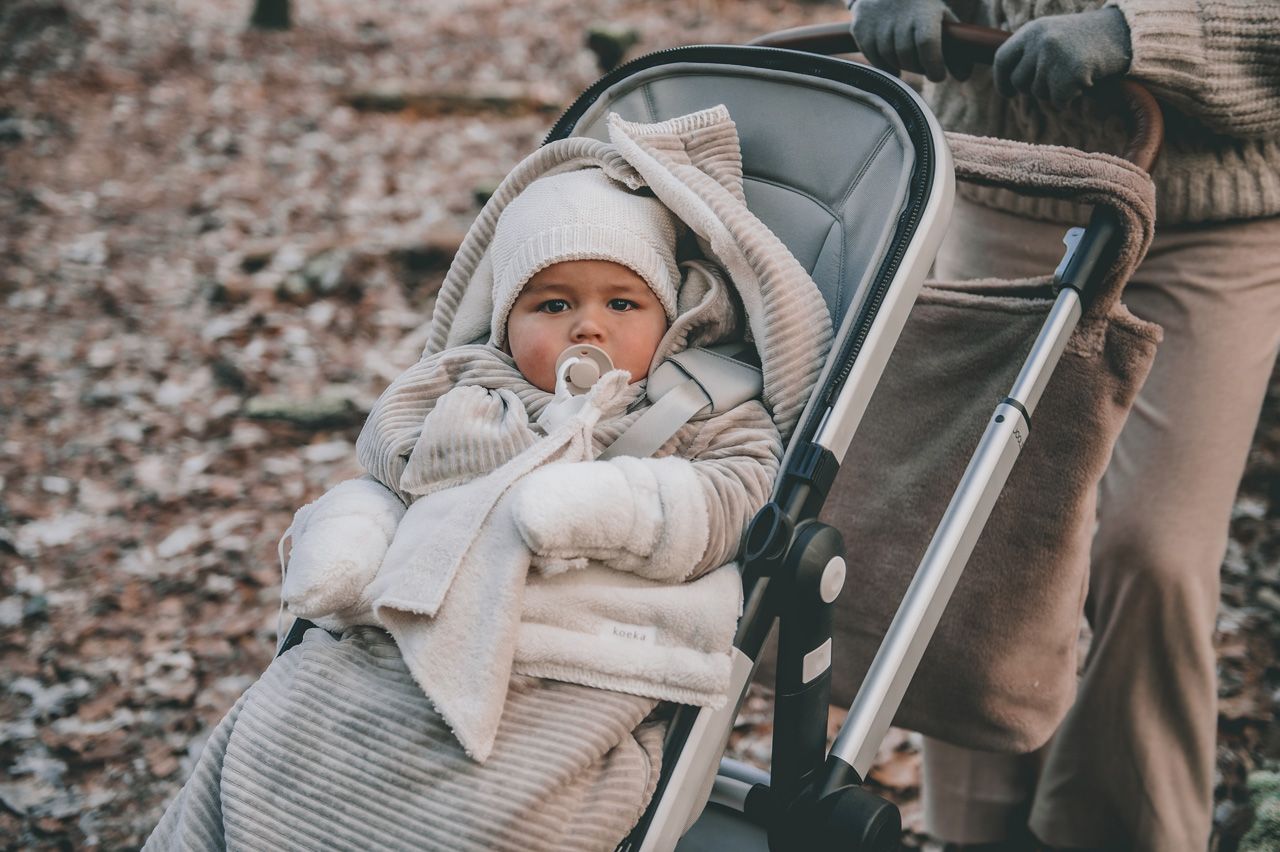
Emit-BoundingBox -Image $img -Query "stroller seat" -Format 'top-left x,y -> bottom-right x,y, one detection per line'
556,49 -> 946,328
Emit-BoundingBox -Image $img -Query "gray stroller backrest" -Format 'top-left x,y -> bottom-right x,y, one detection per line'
564,60 -> 917,324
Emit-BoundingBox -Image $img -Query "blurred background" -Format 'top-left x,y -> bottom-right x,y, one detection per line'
1,1 -> 1276,848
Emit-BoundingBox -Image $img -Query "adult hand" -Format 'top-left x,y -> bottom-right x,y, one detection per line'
993,7 -> 1132,106
851,0 -> 974,83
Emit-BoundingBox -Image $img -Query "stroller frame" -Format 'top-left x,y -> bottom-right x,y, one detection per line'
547,27 -> 1159,852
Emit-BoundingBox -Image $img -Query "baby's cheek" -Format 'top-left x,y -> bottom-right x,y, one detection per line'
524,343 -> 560,392
621,347 -> 655,382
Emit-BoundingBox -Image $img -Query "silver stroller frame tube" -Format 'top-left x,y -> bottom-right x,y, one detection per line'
826,222 -> 1105,783
829,269 -> 1081,778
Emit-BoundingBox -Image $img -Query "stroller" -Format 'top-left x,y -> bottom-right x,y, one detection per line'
279,20 -> 1162,852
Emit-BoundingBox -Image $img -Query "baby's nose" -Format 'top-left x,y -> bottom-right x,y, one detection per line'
571,315 -> 606,341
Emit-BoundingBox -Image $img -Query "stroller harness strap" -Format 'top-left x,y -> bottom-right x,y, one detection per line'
600,344 -> 764,460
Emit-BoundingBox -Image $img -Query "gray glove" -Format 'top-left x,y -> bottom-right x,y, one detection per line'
851,0 -> 974,83
994,7 -> 1132,106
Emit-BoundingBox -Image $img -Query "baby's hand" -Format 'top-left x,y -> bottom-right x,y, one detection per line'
512,455 -> 709,582
513,459 -> 655,571
281,478 -> 406,618
401,385 -> 537,497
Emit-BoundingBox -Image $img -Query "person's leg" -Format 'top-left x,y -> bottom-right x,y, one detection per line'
922,202 -> 1280,849
1029,215 -> 1280,851
921,198 -> 1082,845
922,738 -> 1040,845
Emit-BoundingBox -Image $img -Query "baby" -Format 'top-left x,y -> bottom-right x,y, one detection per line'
145,106 -> 832,852
278,166 -> 777,759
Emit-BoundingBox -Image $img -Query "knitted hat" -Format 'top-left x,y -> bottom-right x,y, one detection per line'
488,168 -> 682,347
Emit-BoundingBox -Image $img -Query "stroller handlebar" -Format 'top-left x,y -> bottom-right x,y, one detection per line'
748,21 -> 1164,174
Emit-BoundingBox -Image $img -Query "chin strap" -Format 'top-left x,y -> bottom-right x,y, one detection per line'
600,343 -> 763,460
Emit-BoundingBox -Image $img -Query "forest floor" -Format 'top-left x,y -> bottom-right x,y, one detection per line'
2,0 -> 1277,849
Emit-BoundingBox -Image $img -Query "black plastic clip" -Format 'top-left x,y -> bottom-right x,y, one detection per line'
781,441 -> 840,519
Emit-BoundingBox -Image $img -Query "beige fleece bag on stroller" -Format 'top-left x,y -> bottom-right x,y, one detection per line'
819,132 -> 1161,753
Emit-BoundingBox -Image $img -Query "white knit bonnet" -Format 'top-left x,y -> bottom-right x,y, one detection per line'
487,168 -> 682,348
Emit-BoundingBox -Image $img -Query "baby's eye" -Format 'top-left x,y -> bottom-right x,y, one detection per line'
538,299 -> 570,314
608,299 -> 638,312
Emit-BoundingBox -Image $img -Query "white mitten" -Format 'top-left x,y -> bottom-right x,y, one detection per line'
281,477 -> 406,619
512,455 -> 710,582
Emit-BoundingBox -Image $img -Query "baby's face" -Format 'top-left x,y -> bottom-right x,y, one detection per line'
506,259 -> 669,393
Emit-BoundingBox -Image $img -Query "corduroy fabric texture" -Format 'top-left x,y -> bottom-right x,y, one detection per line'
398,384 -> 539,497
143,628 -> 664,852
926,0 -> 1280,225
758,131 -> 1161,752
488,168 -> 683,347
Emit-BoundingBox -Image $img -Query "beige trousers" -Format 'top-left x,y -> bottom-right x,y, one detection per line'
922,198 -> 1280,851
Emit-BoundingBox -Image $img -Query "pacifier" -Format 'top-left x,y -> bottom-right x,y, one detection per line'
537,344 -> 615,434
553,344 -> 614,395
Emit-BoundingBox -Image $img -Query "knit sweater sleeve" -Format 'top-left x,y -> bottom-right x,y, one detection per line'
1111,0 -> 1280,136
682,399 -> 782,578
